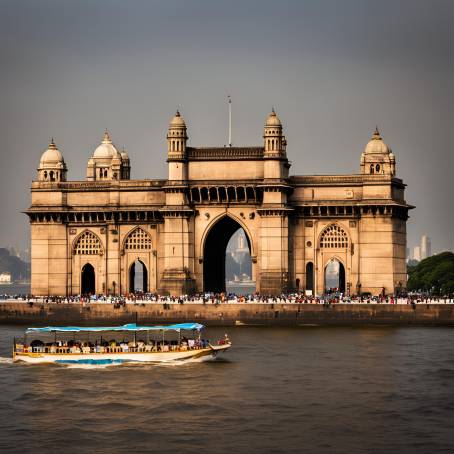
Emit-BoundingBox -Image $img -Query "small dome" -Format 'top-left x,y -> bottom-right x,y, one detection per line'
93,130 -> 121,158
40,139 -> 64,166
364,127 -> 390,154
265,108 -> 282,127
169,110 -> 186,127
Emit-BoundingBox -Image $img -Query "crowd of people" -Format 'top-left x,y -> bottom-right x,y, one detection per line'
1,291 -> 454,305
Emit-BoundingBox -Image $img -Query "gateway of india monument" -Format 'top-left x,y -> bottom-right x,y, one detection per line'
27,109 -> 412,296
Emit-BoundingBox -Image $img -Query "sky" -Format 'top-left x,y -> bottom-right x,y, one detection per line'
0,0 -> 452,254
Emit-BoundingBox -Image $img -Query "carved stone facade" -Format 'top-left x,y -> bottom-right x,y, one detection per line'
28,111 -> 412,296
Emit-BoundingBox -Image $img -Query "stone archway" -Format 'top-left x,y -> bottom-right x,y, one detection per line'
324,258 -> 346,294
306,262 -> 314,293
129,259 -> 148,293
81,263 -> 95,295
203,215 -> 253,293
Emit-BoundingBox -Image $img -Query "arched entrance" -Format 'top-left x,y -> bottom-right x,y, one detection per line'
203,216 -> 254,293
81,263 -> 95,295
306,262 -> 314,293
324,259 -> 345,294
129,259 -> 148,293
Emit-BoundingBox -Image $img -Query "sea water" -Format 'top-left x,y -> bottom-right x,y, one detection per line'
0,325 -> 453,453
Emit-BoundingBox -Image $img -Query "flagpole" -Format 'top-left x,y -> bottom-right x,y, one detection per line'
228,95 -> 232,147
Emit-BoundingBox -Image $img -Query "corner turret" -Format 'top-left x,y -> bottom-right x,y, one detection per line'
37,138 -> 67,182
360,127 -> 396,176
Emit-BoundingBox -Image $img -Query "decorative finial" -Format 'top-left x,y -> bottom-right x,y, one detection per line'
103,129 -> 111,143
271,107 -> 276,115
49,137 -> 57,149
373,126 -> 380,138
175,110 -> 180,117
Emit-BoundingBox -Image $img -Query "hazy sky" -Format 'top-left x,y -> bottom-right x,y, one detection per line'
0,0 -> 452,253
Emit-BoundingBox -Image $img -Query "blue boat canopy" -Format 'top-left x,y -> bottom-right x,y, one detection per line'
26,322 -> 205,334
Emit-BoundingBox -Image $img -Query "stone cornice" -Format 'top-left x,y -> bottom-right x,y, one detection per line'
289,174 -> 405,188
187,146 -> 264,160
31,179 -> 166,192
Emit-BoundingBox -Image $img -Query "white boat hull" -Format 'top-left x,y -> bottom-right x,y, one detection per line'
13,344 -> 231,365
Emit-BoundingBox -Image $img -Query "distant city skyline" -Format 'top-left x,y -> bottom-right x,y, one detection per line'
0,0 -> 452,253
408,234 -> 433,262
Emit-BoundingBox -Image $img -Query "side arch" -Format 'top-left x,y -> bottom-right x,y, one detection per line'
81,262 -> 96,294
121,226 -> 154,294
324,257 -> 346,293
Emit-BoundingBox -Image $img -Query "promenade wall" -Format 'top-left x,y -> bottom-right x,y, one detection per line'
1,301 -> 454,326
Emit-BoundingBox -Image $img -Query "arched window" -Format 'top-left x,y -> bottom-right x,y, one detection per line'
370,164 -> 374,174
320,224 -> 349,249
104,169 -> 108,178
74,231 -> 102,255
50,171 -> 55,181
124,228 -> 152,250
43,171 -> 48,180
376,164 -> 381,173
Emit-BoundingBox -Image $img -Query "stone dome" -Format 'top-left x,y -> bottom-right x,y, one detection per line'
265,109 -> 282,127
40,139 -> 65,167
169,110 -> 186,127
93,130 -> 121,158
364,128 -> 390,154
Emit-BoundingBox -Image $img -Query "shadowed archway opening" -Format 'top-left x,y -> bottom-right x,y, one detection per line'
324,259 -> 345,294
81,263 -> 95,295
306,262 -> 314,294
203,216 -> 254,293
129,259 -> 148,293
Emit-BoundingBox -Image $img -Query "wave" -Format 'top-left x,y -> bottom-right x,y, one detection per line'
0,357 -> 13,364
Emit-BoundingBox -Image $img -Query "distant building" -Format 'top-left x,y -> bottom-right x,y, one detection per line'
413,246 -> 421,262
420,235 -> 431,260
0,272 -> 12,284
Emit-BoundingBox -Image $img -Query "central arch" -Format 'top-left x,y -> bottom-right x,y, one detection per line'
203,215 -> 253,293
81,263 -> 95,295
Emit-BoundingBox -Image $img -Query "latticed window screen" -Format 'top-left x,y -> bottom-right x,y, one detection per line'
125,228 -> 152,250
74,231 -> 102,255
320,225 -> 349,249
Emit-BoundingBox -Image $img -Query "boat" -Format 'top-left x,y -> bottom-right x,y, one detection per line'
13,322 -> 231,365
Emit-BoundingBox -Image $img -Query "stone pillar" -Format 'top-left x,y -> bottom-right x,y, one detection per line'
159,210 -> 195,295
31,221 -> 68,296
257,208 -> 290,294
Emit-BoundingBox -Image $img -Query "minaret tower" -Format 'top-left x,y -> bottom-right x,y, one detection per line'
167,110 -> 188,181
264,109 -> 286,155
160,110 -> 195,295
263,108 -> 288,180
258,109 -> 291,294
